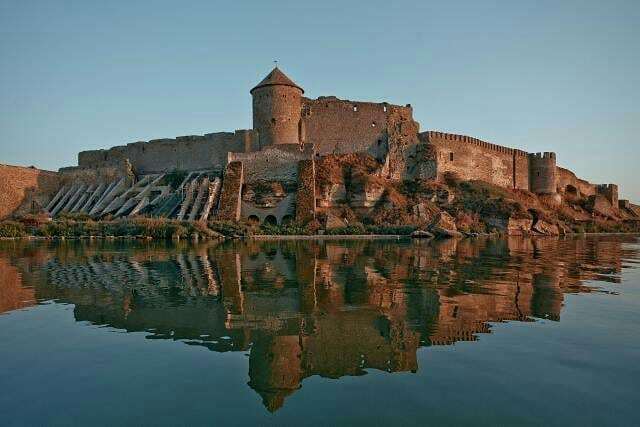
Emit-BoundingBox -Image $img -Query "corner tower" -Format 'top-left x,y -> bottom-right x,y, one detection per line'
251,67 -> 304,147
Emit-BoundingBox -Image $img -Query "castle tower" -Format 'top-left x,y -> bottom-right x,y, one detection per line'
596,184 -> 619,206
529,152 -> 557,194
251,67 -> 304,147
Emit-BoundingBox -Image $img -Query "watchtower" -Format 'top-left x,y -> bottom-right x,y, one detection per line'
251,67 -> 304,147
529,152 -> 557,194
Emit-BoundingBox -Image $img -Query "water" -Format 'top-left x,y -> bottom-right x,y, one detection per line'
1,236 -> 639,426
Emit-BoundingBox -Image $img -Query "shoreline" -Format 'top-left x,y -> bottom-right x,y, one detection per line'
1,232 -> 639,242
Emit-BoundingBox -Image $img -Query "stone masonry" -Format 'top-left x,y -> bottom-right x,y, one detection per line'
1,66 -> 634,222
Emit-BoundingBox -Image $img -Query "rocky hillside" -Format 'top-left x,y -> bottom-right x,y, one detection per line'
312,154 -> 640,237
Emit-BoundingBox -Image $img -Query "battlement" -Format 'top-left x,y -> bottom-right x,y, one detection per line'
596,183 -> 618,191
529,151 -> 557,194
530,152 -> 556,160
424,131 -> 529,157
303,96 -> 411,115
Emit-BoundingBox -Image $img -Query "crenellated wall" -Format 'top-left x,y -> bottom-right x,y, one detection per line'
423,131 -> 530,190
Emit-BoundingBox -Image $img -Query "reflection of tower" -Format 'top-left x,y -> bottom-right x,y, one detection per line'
251,67 -> 304,147
248,333 -> 303,412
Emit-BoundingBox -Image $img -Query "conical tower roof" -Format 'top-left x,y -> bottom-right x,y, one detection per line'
250,67 -> 304,94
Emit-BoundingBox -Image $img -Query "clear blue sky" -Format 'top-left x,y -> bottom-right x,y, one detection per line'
1,0 -> 638,200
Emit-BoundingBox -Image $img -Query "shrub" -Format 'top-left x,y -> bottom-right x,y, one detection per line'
260,222 -> 309,235
0,221 -> 26,238
365,225 -> 416,235
325,223 -> 367,235
209,220 -> 249,237
164,169 -> 189,189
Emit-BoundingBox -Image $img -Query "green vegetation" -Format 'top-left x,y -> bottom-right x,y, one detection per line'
325,224 -> 416,235
0,217 -> 222,240
208,220 -> 250,238
0,221 -> 26,238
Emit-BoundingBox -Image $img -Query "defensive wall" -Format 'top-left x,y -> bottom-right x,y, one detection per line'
58,157 -> 134,186
0,164 -> 60,220
422,131 -> 530,190
556,167 -> 596,197
77,130 -> 257,175
228,143 -> 313,184
301,96 -> 415,160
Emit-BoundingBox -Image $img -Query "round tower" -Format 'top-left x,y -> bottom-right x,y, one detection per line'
251,67 -> 304,147
529,152 -> 557,194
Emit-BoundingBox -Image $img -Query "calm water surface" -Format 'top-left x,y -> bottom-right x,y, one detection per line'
1,236 -> 639,426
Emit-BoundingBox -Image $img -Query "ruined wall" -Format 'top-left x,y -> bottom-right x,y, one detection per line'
302,97 -> 416,159
58,157 -> 133,185
228,144 -> 313,184
556,167 -> 596,197
0,164 -> 61,219
424,131 -> 529,190
78,130 -> 255,175
295,159 -> 316,223
217,161 -> 243,222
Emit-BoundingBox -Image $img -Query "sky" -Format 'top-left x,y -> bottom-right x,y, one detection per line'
1,0 -> 638,200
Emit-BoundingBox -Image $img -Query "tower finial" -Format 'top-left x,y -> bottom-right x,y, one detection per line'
273,59 -> 278,69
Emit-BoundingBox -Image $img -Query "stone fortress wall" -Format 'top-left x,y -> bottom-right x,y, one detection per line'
2,66 -> 633,221
74,130 -> 257,175
422,130 -> 620,206
228,143 -> 313,184
301,97 -> 415,160
422,131 -> 530,190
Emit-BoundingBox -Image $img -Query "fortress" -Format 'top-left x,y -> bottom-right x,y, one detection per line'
1,67 -> 637,225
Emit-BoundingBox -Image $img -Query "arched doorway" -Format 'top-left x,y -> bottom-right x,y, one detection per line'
566,185 -> 578,196
264,215 -> 277,226
248,215 -> 260,226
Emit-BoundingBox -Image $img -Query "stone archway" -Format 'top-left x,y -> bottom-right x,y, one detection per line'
264,215 -> 277,226
248,215 -> 260,225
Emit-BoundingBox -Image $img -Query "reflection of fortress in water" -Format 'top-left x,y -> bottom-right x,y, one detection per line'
0,237 -> 637,411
